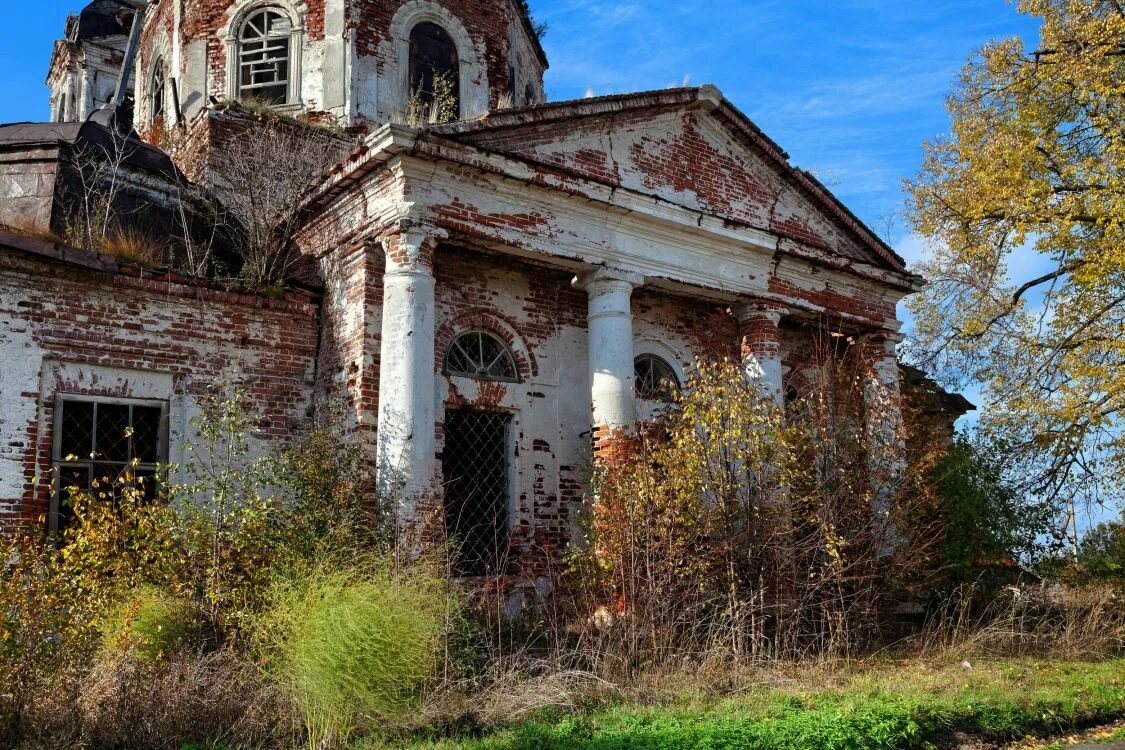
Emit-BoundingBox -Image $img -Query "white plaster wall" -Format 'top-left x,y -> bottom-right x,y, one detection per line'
0,278 -> 45,508
434,253 -> 590,553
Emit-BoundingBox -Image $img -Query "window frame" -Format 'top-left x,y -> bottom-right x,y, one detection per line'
238,8 -> 293,105
225,3 -> 304,109
443,329 -> 520,384
408,21 -> 462,120
150,56 -> 166,121
634,353 -> 681,402
50,394 -> 170,535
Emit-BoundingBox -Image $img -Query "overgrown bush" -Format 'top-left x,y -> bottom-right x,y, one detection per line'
925,434 -> 1053,594
260,557 -> 455,747
572,341 -> 948,672
98,587 -> 200,664
0,386 -> 412,749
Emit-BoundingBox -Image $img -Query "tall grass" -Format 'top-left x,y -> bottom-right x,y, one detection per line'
98,587 -> 200,664
260,557 -> 456,748
912,584 -> 1125,660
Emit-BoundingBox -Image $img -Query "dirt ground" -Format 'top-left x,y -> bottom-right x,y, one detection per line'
1001,719 -> 1125,749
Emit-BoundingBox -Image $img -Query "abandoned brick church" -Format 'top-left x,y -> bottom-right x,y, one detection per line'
0,0 -> 970,580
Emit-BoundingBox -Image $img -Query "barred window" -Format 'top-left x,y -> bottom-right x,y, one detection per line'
239,9 -> 292,105
53,397 -> 168,531
445,330 -> 518,382
635,354 -> 680,402
150,57 -> 166,120
443,409 -> 511,577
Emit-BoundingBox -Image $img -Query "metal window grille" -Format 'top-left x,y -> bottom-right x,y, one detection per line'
445,330 -> 519,382
239,9 -> 291,105
635,354 -> 680,401
53,397 -> 168,532
151,57 -> 165,119
442,409 -> 512,577
409,21 -> 461,115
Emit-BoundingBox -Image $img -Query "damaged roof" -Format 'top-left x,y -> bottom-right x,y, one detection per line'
66,0 -> 135,42
0,110 -> 178,179
902,365 -> 976,418
430,86 -> 908,274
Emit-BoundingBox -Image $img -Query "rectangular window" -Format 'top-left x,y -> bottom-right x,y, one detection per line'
52,396 -> 168,532
442,409 -> 512,577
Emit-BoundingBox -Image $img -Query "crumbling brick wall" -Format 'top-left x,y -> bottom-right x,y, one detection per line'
0,246 -> 319,535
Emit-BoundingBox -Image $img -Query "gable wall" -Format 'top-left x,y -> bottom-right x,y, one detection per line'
0,249 -> 319,535
459,108 -> 876,265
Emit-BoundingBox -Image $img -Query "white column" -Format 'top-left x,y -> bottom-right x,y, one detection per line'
736,303 -> 786,405
80,66 -> 95,119
574,268 -> 642,457
377,230 -> 437,518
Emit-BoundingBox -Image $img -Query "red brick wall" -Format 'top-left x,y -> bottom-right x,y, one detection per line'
351,0 -> 531,103
433,245 -> 586,579
0,248 -> 319,534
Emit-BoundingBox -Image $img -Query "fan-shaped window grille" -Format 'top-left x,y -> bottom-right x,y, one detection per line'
239,9 -> 292,104
445,330 -> 518,382
635,354 -> 680,401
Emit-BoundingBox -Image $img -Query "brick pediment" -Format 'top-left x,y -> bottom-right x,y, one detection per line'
435,87 -> 905,273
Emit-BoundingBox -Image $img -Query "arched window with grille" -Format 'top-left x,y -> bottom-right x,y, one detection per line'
238,8 -> 292,104
444,330 -> 518,382
150,57 -> 166,121
635,354 -> 680,402
409,21 -> 461,119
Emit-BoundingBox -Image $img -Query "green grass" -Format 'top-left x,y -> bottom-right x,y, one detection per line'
360,659 -> 1125,750
260,560 -> 454,748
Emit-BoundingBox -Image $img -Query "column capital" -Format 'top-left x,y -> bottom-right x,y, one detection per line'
864,329 -> 904,354
381,227 -> 433,275
733,299 -> 789,325
572,266 -> 645,293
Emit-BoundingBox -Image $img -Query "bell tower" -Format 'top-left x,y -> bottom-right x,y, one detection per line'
130,0 -> 548,134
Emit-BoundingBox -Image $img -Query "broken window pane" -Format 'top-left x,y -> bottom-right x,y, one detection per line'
52,398 -> 168,532
239,9 -> 292,105
409,22 -> 461,117
151,57 -> 165,120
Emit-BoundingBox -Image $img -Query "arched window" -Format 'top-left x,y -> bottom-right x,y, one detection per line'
445,330 -> 518,382
150,57 -> 166,121
635,354 -> 680,401
409,22 -> 461,119
238,8 -> 292,104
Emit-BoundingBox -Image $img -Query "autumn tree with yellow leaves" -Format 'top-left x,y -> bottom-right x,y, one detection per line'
907,0 -> 1125,514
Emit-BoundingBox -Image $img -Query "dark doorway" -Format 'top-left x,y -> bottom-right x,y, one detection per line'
442,409 -> 512,577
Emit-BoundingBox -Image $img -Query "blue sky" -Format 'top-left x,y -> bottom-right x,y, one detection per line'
3,4 -> 1112,528
1,0 -> 1039,238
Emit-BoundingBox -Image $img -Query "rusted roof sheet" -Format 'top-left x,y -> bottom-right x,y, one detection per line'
0,114 -> 179,179
0,122 -> 85,147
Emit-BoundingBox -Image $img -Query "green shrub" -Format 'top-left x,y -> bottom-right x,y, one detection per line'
261,557 -> 455,747
100,587 -> 200,663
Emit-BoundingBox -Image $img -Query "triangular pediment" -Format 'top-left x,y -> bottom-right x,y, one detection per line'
437,88 -> 904,272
